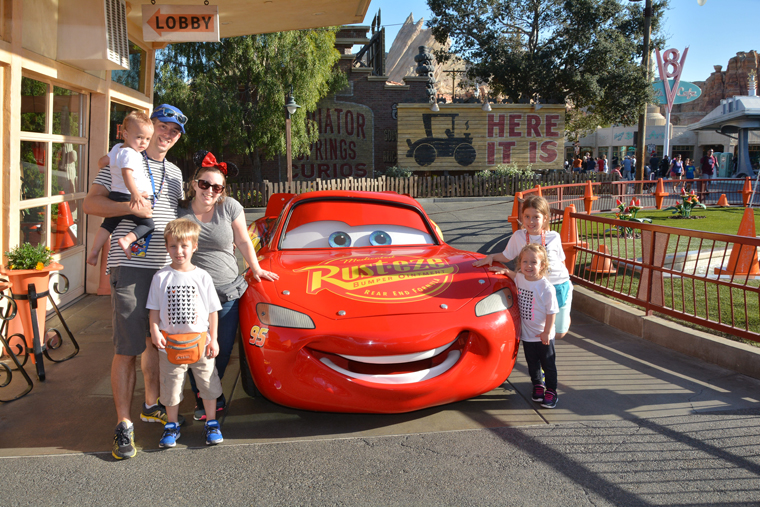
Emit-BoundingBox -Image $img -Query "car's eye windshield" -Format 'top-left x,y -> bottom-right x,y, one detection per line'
281,200 -> 435,249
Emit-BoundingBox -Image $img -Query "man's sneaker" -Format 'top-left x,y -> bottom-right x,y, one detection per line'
541,389 -> 558,409
112,421 -> 136,460
193,393 -> 227,421
140,399 -> 185,426
159,422 -> 181,448
204,420 -> 223,445
531,384 -> 545,403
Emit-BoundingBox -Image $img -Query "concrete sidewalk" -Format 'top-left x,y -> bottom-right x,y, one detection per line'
0,198 -> 758,505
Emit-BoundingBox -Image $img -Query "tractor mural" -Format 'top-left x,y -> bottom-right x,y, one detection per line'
405,113 -> 477,167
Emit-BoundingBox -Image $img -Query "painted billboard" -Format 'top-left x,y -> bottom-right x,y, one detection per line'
397,104 -> 565,171
293,97 -> 375,180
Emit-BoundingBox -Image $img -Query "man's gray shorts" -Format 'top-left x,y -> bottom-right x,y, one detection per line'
110,266 -> 158,356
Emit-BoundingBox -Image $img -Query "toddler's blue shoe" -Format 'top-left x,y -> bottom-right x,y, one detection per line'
204,420 -> 223,445
159,422 -> 180,448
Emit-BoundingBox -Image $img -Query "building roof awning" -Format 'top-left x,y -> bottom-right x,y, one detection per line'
688,96 -> 760,133
128,0 -> 371,39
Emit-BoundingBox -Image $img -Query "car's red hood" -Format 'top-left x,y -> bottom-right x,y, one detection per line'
262,246 -> 494,320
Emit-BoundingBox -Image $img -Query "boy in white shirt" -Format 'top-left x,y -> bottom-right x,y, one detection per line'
87,111 -> 155,266
147,218 -> 224,447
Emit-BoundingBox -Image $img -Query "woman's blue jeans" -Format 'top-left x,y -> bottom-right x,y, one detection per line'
188,298 -> 239,398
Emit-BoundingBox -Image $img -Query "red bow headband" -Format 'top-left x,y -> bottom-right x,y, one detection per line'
201,152 -> 228,175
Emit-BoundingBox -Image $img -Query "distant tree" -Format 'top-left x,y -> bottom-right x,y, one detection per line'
154,29 -> 347,181
427,0 -> 668,138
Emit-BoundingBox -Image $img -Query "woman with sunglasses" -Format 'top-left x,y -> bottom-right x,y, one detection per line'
177,151 -> 278,420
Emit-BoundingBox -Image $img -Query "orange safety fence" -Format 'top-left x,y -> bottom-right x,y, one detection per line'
511,178 -> 760,343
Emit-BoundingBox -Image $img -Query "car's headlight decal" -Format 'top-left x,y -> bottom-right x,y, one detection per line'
474,289 -> 513,317
257,303 -> 316,329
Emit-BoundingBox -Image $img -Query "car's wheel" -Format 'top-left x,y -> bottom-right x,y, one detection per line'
413,144 -> 436,166
238,334 -> 261,398
454,144 -> 477,166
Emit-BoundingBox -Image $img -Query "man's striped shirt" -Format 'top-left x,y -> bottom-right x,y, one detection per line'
92,157 -> 184,270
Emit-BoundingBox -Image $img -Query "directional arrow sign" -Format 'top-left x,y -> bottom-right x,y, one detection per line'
652,79 -> 702,106
142,4 -> 219,43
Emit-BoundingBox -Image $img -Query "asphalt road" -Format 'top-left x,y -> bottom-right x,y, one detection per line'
1,197 -> 758,506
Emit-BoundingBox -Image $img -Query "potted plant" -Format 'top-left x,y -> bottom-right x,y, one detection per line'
1,243 -> 62,377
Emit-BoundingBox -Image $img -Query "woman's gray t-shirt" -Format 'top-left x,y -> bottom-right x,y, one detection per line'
177,197 -> 244,289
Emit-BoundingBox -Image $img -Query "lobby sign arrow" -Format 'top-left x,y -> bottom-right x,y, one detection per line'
142,4 -> 219,43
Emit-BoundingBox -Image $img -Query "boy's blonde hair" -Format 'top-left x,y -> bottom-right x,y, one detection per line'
122,111 -> 153,133
517,243 -> 550,278
522,194 -> 551,231
163,218 -> 200,245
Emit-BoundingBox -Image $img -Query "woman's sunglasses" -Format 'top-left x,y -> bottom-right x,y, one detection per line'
195,179 -> 225,194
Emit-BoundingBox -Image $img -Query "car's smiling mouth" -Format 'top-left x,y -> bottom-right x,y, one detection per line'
309,333 -> 467,385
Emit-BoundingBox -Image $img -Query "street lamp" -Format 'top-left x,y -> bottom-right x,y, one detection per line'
630,0 -> 653,183
284,85 -> 300,184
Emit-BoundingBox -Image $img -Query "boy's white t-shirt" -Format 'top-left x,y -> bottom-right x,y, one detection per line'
504,230 -> 570,286
146,265 -> 222,335
515,273 -> 559,343
108,143 -> 153,196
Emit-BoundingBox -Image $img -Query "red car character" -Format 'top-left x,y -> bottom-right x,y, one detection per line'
239,191 -> 520,413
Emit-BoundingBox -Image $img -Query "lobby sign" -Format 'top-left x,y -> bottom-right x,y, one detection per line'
293,98 -> 374,180
142,5 -> 220,42
397,104 -> 565,171
652,80 -> 701,105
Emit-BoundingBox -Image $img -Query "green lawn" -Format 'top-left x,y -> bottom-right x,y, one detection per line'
600,207 -> 760,235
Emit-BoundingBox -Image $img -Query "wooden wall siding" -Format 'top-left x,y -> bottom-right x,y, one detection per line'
219,171 -> 616,208
396,104 -> 566,173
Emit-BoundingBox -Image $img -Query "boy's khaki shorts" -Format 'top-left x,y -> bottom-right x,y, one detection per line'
159,350 -> 223,407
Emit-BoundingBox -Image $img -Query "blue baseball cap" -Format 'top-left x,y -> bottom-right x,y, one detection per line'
151,104 -> 187,134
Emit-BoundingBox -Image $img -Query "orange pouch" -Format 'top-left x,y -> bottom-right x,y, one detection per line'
162,331 -> 207,365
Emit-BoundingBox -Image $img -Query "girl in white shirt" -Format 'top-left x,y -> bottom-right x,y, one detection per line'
473,194 -> 572,338
489,243 -> 560,408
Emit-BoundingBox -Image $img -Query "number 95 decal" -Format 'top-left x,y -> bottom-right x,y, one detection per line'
249,325 -> 269,347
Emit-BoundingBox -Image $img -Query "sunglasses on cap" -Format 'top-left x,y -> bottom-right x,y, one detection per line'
152,107 -> 188,125
195,179 -> 225,194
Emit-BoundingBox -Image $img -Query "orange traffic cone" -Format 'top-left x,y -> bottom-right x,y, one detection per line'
717,194 -> 730,207
508,192 -> 523,233
583,180 -> 598,214
654,178 -> 668,209
560,204 -> 585,272
588,244 -> 617,274
742,177 -> 752,206
714,208 -> 760,278
55,192 -> 75,251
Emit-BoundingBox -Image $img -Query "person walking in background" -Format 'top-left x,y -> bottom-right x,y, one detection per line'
586,154 -> 596,173
597,154 -> 607,173
622,156 -> 632,180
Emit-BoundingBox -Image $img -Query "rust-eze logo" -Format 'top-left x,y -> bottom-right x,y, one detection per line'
296,255 -> 458,302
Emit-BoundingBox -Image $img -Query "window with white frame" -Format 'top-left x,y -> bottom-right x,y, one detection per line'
19,76 -> 88,253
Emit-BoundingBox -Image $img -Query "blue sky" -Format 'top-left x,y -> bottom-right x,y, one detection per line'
363,0 -> 757,83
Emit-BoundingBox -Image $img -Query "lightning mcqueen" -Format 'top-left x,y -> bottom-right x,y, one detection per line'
239,190 -> 520,413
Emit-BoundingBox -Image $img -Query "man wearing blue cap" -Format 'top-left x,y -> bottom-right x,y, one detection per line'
84,104 -> 187,459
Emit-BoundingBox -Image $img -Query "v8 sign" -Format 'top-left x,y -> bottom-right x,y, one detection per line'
142,4 -> 219,43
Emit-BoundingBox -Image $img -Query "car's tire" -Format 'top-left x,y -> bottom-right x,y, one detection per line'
238,334 -> 261,398
454,144 -> 477,166
413,144 -> 436,166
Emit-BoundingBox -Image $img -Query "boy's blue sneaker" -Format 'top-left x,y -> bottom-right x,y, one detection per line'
531,384 -> 545,403
541,389 -> 558,409
159,422 -> 181,448
204,420 -> 223,446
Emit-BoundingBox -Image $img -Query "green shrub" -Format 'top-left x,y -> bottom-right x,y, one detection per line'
383,166 -> 413,178
476,162 -> 534,178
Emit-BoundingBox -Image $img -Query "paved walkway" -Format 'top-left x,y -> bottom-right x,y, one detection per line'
0,198 -> 758,506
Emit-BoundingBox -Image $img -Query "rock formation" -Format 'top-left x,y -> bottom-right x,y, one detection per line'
670,50 -> 759,125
